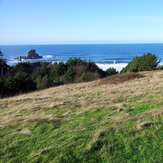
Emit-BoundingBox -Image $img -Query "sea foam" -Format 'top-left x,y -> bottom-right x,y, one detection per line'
43,55 -> 53,59
97,63 -> 127,72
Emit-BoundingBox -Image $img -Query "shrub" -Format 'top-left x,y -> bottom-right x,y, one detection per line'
13,72 -> 36,93
66,58 -> 87,67
64,68 -> 75,83
0,58 -> 9,76
121,53 -> 159,73
73,63 -> 106,82
85,62 -> 107,77
0,77 -> 6,97
73,65 -> 87,82
100,72 -> 144,84
3,72 -> 36,96
12,62 -> 33,74
106,67 -> 118,76
0,58 -> 107,98
85,72 -> 101,81
53,77 -> 64,86
77,72 -> 86,83
37,76 -> 53,90
52,62 -> 67,76
31,64 -> 50,84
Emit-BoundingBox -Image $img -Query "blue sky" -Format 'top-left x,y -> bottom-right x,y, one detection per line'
0,0 -> 163,45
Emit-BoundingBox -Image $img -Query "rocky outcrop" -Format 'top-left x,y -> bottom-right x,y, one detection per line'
26,49 -> 42,59
15,49 -> 42,60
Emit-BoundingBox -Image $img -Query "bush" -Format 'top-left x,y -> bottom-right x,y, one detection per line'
64,68 -> 75,83
100,72 -> 144,84
13,72 -> 36,93
73,63 -> 106,82
77,72 -> 86,83
0,58 -> 107,98
37,77 -> 53,90
85,72 -> 100,81
66,58 -> 87,67
0,77 -> 6,97
53,77 -> 64,86
0,58 -> 9,76
85,62 -> 107,77
121,53 -> 159,73
3,72 -> 36,96
31,64 -> 50,84
106,68 -> 118,76
12,62 -> 33,74
52,62 -> 67,76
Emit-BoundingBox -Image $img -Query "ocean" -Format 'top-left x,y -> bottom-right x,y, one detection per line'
1,44 -> 163,71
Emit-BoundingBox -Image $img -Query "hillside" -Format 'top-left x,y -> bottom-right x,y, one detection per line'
0,71 -> 163,162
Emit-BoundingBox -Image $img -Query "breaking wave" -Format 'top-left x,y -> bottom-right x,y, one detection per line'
96,63 -> 128,72
42,55 -> 53,59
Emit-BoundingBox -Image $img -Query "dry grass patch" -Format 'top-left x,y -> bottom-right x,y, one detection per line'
100,72 -> 144,84
11,129 -> 32,136
109,108 -> 163,127
136,121 -> 161,130
2,113 -> 73,123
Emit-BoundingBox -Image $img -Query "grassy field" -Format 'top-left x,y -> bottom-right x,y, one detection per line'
0,71 -> 163,163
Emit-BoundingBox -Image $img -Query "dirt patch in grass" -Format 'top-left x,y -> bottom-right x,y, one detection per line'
100,72 -> 144,84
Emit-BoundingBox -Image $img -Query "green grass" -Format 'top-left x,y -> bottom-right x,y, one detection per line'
74,91 -> 103,99
126,102 -> 163,115
0,115 -> 162,163
0,104 -> 162,163
0,71 -> 163,162
117,95 -> 142,103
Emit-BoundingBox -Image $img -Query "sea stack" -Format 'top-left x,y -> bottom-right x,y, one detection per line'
26,49 -> 42,59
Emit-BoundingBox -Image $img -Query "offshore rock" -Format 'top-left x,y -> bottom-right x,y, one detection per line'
15,49 -> 42,60
26,49 -> 42,59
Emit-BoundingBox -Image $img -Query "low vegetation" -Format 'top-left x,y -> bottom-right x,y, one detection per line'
121,53 -> 160,72
0,58 -> 107,98
100,72 -> 144,84
0,70 -> 163,162
1,53 -> 162,98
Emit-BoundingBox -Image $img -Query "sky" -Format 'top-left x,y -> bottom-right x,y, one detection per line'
0,0 -> 163,45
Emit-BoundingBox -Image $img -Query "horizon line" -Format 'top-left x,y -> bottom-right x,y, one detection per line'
1,42 -> 163,46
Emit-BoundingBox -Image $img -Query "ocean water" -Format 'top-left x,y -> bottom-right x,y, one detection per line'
1,44 -> 163,71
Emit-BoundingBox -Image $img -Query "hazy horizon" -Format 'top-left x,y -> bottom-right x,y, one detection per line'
1,43 -> 163,46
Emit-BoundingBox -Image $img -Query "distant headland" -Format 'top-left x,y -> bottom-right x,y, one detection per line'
15,49 -> 43,60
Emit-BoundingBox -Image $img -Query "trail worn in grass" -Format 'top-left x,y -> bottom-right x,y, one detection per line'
0,71 -> 163,162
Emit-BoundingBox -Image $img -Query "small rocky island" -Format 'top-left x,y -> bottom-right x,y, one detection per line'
15,49 -> 43,60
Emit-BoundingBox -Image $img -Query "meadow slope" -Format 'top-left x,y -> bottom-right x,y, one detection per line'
0,71 -> 163,162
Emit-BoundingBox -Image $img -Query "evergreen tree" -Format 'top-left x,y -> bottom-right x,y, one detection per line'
121,53 -> 159,73
0,49 -> 9,76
